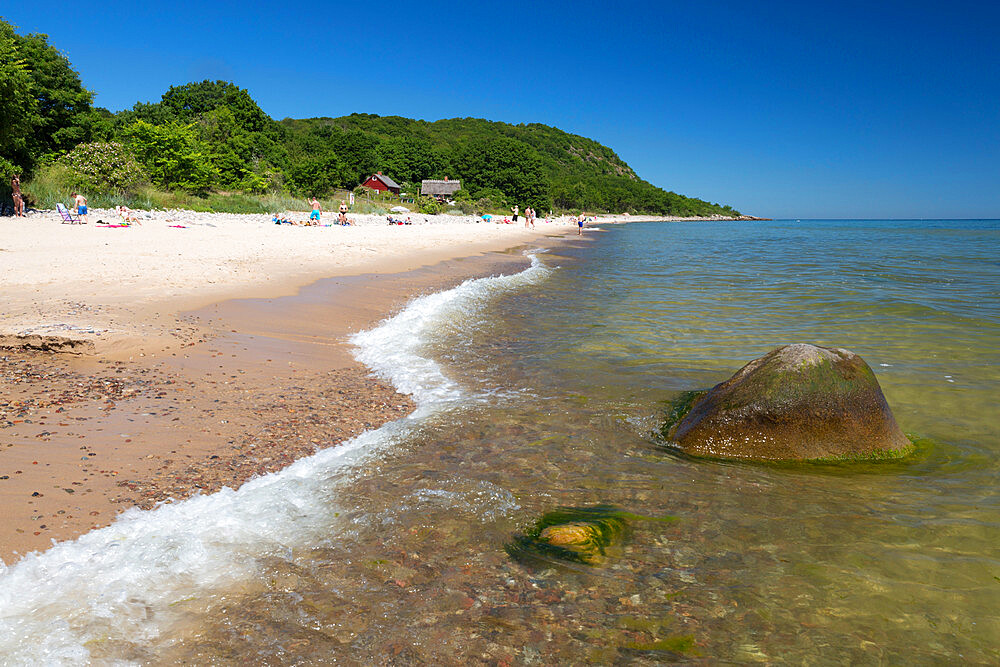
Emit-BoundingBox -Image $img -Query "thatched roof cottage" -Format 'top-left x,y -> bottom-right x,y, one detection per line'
421,177 -> 461,200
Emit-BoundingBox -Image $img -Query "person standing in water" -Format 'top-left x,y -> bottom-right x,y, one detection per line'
309,197 -> 322,224
577,214 -> 585,235
11,174 -> 24,217
71,191 -> 89,224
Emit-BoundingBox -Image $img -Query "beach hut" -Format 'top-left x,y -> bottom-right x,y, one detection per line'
421,177 -> 461,201
361,172 -> 401,195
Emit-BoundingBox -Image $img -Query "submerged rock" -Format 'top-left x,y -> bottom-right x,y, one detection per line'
661,344 -> 913,462
537,522 -> 609,564
506,506 -> 630,566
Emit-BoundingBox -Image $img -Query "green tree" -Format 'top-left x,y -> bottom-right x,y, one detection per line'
455,137 -> 551,210
328,130 -> 380,185
0,20 -> 36,176
14,31 -> 94,159
117,79 -> 288,191
197,106 -> 260,189
160,80 -> 272,133
122,120 -> 216,192
375,137 -> 447,185
119,100 -> 179,127
81,107 -> 118,143
288,153 -> 352,196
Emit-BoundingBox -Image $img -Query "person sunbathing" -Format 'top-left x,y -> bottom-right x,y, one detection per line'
117,206 -> 140,224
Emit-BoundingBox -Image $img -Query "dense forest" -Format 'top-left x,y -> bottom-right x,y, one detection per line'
0,19 -> 739,216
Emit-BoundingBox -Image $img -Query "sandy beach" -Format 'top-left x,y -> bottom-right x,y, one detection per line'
1,208 -> 596,355
0,207 -> 597,563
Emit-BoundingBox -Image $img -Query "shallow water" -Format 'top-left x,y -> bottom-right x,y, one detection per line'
2,220 -> 998,663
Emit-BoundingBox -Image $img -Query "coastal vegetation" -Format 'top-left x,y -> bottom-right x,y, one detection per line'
0,18 -> 739,216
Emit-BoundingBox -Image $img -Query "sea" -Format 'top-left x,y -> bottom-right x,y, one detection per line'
1,219 -> 998,663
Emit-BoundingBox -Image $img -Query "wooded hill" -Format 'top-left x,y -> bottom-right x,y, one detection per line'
1,19 -> 738,216
283,115 -> 739,216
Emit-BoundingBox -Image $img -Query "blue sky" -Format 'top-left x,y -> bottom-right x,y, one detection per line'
4,1 -> 998,218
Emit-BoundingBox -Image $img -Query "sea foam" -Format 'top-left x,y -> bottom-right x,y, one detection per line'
0,253 -> 549,663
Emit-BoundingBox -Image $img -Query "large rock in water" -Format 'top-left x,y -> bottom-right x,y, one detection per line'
663,344 -> 913,461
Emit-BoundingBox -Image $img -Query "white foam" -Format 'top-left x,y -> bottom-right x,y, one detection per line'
0,252 -> 550,664
350,252 -> 550,407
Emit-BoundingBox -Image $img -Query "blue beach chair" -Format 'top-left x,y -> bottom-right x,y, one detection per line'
56,203 -> 84,224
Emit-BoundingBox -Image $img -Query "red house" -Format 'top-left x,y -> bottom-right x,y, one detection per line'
360,172 -> 401,195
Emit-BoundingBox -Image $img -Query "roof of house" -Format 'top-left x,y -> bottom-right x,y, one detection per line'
366,173 -> 401,189
421,179 -> 462,195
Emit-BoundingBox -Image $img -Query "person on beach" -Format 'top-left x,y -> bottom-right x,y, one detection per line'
117,205 -> 139,224
11,174 -> 24,217
526,206 -> 535,229
577,214 -> 585,235
71,192 -> 89,223
309,197 -> 322,224
511,204 -> 519,225
338,200 -> 348,225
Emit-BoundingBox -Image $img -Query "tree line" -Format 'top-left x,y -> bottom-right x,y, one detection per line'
0,19 -> 739,216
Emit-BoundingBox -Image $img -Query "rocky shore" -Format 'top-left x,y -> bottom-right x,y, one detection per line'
0,212 -> 557,562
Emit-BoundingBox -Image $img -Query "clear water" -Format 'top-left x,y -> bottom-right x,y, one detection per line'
1,220 -> 998,664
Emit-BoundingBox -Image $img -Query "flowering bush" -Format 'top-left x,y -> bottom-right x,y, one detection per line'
60,142 -> 146,193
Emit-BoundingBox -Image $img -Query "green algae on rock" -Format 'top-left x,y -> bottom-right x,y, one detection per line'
661,344 -> 914,462
506,505 -> 632,566
623,634 -> 700,656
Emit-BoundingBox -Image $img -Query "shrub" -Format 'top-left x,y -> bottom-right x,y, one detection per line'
60,141 -> 146,193
417,195 -> 441,215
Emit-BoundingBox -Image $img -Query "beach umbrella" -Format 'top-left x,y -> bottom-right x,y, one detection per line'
390,206 -> 409,213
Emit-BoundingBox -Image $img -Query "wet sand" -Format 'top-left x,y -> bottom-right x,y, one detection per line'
0,240 -> 567,564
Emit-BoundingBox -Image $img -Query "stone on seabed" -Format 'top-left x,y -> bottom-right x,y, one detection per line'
663,343 -> 913,462
506,506 -> 630,567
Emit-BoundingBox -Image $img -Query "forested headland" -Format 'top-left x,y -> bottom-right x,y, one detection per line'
0,19 -> 740,217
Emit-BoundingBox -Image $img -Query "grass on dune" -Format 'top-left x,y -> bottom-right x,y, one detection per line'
21,171 -> 408,216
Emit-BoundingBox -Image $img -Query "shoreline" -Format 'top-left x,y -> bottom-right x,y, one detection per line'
0,208 -> 743,358
0,211 -> 582,563
1,209 -> 581,357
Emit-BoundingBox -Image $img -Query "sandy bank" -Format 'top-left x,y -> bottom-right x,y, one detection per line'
1,208 -> 586,356
0,207 -> 586,563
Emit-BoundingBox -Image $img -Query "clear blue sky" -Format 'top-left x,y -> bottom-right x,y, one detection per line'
4,0 -> 999,218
